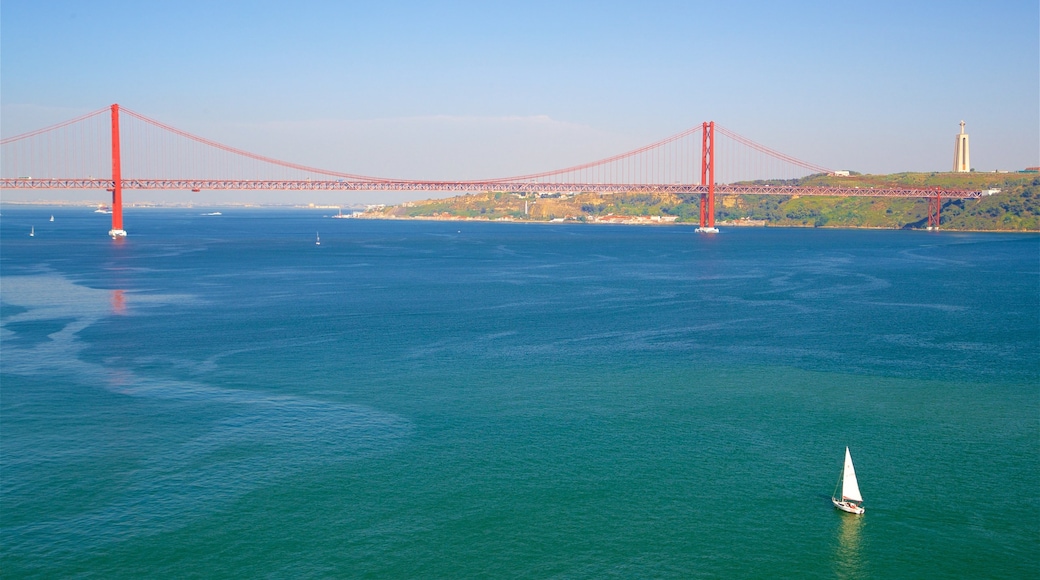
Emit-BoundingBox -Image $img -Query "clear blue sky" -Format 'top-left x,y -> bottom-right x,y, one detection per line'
2,0 -> 1037,203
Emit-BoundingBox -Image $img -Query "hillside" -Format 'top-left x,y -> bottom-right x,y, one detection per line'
360,172 -> 1040,231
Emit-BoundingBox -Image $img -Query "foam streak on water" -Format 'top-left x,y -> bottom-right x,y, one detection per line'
1,271 -> 411,564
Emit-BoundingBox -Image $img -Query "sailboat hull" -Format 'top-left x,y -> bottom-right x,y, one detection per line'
832,498 -> 865,515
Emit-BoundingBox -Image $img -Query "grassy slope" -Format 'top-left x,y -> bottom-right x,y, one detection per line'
373,173 -> 1040,231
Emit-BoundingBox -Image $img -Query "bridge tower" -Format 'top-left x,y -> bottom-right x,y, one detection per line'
109,104 -> 127,238
927,189 -> 943,230
696,121 -> 719,233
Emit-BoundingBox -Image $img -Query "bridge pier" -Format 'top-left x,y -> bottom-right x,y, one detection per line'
926,189 -> 942,231
696,121 -> 719,233
108,104 -> 127,238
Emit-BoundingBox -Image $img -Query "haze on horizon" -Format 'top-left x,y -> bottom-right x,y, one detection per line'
2,0 -> 1037,206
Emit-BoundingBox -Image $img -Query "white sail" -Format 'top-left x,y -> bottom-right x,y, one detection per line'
842,447 -> 863,502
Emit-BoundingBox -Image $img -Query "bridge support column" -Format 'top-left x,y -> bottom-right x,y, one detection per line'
927,189 -> 942,231
109,103 -> 127,238
696,121 -> 718,233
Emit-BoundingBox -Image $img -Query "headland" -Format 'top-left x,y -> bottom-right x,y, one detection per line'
356,172 -> 1039,231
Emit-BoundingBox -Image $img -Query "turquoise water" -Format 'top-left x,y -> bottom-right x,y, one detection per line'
2,208 -> 1037,578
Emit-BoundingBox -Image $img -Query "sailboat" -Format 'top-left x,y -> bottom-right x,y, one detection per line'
29,226 -> 34,237
315,232 -> 320,246
832,447 -> 865,514
50,215 -> 54,222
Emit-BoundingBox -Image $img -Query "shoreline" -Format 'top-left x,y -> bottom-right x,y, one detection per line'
3,203 -> 1035,233
350,213 -> 1039,233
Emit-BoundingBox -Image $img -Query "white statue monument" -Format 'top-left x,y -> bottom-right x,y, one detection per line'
953,121 -> 970,173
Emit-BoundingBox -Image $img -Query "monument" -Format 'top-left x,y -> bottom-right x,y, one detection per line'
953,121 -> 970,173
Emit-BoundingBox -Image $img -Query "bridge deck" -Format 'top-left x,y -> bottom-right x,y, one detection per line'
0,179 -> 984,199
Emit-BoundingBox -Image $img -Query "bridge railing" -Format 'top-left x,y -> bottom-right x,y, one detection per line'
0,177 -> 984,199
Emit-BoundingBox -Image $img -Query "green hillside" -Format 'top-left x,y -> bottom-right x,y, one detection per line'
364,172 -> 1040,231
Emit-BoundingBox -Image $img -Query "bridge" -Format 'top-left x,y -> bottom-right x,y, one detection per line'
2,104 -> 983,237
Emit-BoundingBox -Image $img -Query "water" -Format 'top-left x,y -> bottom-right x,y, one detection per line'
2,207 -> 1037,578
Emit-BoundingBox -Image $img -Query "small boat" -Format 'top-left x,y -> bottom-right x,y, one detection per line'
832,447 -> 865,515
315,232 -> 320,246
49,215 -> 54,222
94,205 -> 112,214
331,208 -> 352,219
29,226 -> 34,237
200,212 -> 222,216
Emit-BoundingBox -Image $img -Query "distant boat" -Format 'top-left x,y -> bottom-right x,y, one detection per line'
331,208 -> 352,219
316,232 -> 320,246
94,205 -> 111,214
832,447 -> 865,515
201,212 -> 222,216
29,226 -> 34,237
49,215 -> 54,222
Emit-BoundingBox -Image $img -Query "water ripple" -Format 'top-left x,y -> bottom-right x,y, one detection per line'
1,274 -> 412,559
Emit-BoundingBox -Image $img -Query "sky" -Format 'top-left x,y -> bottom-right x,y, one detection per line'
2,0 -> 1038,204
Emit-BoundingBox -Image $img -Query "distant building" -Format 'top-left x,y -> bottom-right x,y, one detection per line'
832,170 -> 850,177
953,121 -> 970,173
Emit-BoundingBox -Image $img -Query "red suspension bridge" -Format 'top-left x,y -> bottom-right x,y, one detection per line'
2,104 -> 982,237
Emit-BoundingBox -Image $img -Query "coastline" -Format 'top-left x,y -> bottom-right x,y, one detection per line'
347,212 -> 1037,232
3,202 -> 1036,233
